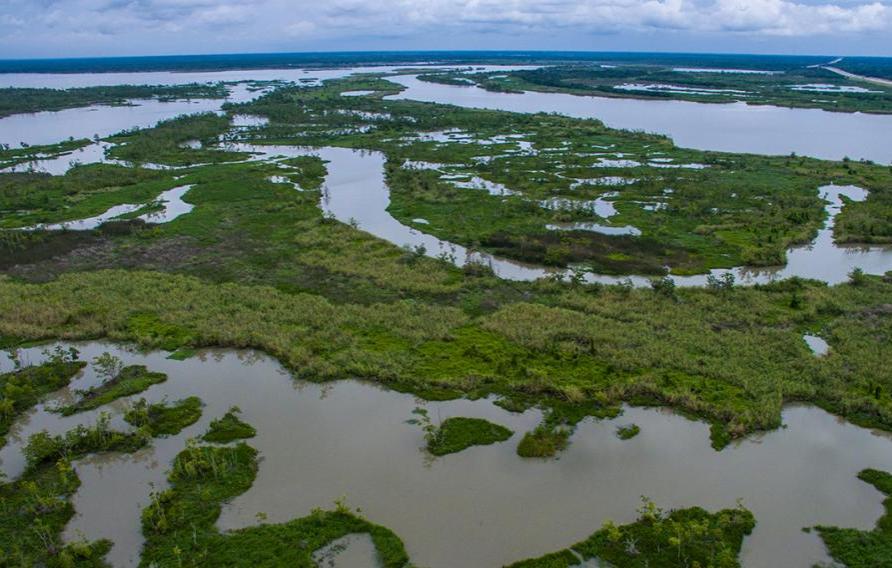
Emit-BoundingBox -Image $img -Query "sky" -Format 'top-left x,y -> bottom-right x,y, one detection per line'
1,0 -> 891,59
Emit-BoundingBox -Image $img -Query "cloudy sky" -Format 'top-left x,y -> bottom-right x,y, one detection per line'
1,0 -> 891,59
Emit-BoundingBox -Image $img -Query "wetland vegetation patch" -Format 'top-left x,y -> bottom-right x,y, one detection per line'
141,440 -> 410,567
58,359 -> 166,416
616,423 -> 641,440
0,347 -> 84,446
124,396 -> 203,437
508,498 -> 756,568
0,416 -> 147,567
202,406 -> 256,443
425,416 -> 513,456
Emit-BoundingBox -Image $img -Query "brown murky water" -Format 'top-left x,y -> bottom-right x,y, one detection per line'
2,342 -> 892,568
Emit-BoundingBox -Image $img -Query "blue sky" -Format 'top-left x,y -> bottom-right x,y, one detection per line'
1,0 -> 891,59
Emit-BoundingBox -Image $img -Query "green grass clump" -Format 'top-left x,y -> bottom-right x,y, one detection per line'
508,498 -> 755,568
0,348 -> 84,447
616,424 -> 641,440
107,112 -> 248,167
427,416 -> 513,456
128,314 -> 195,352
516,425 -> 571,458
141,441 -> 410,567
58,364 -> 166,416
166,347 -> 197,361
0,415 -> 147,566
124,396 -> 203,437
202,406 -> 256,443
817,469 -> 892,567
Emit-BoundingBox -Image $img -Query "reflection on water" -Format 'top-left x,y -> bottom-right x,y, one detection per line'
2,342 -> 892,568
546,221 -> 641,236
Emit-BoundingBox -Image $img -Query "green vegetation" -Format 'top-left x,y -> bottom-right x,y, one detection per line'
58,360 -> 167,416
516,424 -> 571,458
140,440 -> 410,567
3,267 -> 892,449
0,164 -> 175,229
107,113 -> 249,166
202,406 -> 256,443
817,469 -> 892,567
0,83 -> 228,119
0,415 -> 147,566
2,74 -> 892,452
507,498 -> 755,568
0,346 -> 84,446
124,396 -> 203,437
616,423 -> 641,440
2,62 -> 892,568
425,416 -> 513,456
167,347 -> 197,361
422,64 -> 892,114
0,139 -> 93,171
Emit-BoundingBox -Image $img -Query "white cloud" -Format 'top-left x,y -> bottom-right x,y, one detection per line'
1,0 -> 890,56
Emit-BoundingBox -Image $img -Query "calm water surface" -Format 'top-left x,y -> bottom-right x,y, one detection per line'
388,75 -> 892,163
1,343 -> 891,568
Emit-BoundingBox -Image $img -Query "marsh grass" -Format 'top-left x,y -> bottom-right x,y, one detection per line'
0,417 -> 147,566
517,425 -> 571,458
426,416 -> 513,456
57,364 -> 167,416
508,498 -> 756,568
124,396 -> 203,437
202,406 -> 256,443
3,75 -> 892,450
2,269 -> 892,448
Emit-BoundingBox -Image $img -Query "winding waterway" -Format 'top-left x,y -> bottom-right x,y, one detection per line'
225,143 -> 892,286
2,343 -> 891,568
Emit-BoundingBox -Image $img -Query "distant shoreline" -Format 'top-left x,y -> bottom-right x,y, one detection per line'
822,66 -> 892,88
